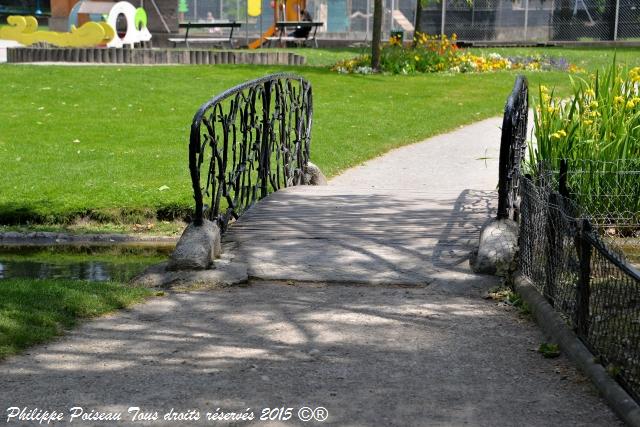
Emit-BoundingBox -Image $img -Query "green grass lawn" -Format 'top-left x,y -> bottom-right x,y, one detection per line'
259,47 -> 365,66
0,279 -> 152,359
1,47 -> 639,226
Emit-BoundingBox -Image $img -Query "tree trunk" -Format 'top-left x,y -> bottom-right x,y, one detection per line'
413,0 -> 423,47
371,0 -> 383,71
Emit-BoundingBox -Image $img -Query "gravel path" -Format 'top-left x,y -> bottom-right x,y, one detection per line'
330,117 -> 504,193
0,283 -> 620,427
0,118 -> 621,426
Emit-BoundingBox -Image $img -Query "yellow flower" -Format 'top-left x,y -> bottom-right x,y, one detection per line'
614,96 -> 625,105
583,119 -> 593,125
414,55 -> 420,61
540,85 -> 549,93
627,100 -> 636,109
584,88 -> 595,97
568,64 -> 584,73
547,106 -> 555,113
590,100 -> 599,108
551,132 -> 561,139
558,130 -> 567,137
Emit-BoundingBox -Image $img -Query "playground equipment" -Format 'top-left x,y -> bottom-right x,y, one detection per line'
0,14 -> 114,47
248,0 -> 307,49
573,0 -> 595,26
68,1 -> 152,47
0,1 -> 150,48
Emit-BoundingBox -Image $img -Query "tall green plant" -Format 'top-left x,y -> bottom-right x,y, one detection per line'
531,61 -> 640,167
530,60 -> 640,228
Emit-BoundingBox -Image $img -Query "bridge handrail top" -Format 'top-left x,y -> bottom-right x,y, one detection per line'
190,73 -> 310,131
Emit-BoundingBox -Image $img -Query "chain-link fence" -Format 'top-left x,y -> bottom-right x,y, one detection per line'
519,164 -> 640,403
178,0 -> 417,42
420,0 -> 640,42
174,0 -> 638,43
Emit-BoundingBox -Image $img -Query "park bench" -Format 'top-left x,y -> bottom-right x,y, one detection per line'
266,21 -> 323,48
169,21 -> 241,48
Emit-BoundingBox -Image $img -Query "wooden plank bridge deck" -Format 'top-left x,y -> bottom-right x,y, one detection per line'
224,185 -> 497,286
221,117 -> 515,287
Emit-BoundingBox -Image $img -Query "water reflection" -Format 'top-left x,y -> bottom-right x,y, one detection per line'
0,244 -> 172,282
0,260 -> 154,282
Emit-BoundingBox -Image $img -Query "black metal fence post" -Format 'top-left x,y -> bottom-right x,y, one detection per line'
558,159 -> 569,199
575,219 -> 593,337
544,192 -> 560,302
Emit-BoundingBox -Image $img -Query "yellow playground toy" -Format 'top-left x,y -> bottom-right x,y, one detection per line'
0,14 -> 114,47
0,1 -> 151,48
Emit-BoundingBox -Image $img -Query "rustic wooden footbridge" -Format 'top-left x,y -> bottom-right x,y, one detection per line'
181,73 -> 527,285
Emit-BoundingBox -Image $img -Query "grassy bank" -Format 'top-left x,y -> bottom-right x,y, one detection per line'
1,47 -> 639,226
0,279 -> 152,359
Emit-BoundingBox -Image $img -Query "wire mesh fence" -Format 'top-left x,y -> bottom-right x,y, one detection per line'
179,0 -> 417,42
420,0 -> 640,42
176,0 -> 637,43
519,164 -> 640,403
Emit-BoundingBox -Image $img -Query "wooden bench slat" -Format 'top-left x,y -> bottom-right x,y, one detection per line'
268,21 -> 322,48
173,22 -> 240,48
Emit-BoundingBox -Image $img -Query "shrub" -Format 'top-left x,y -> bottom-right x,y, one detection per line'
332,33 -> 582,75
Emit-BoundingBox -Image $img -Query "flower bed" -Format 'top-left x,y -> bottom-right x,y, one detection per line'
332,34 -> 582,75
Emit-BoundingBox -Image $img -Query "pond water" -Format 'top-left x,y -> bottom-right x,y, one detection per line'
0,244 -> 172,282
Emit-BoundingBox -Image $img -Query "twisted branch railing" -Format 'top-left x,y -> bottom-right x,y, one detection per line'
189,74 -> 313,231
497,75 -> 529,221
